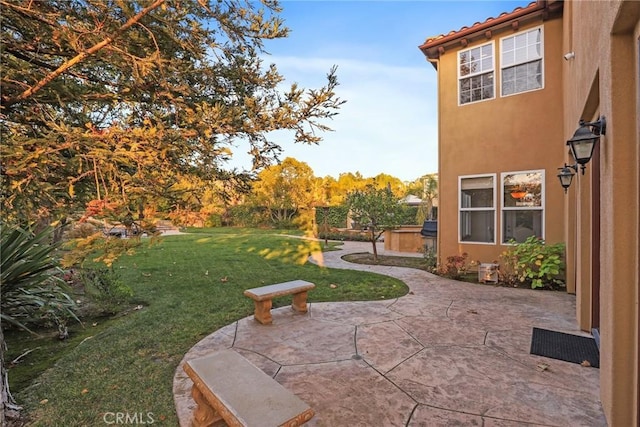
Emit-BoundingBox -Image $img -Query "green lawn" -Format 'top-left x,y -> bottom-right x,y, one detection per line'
7,228 -> 408,426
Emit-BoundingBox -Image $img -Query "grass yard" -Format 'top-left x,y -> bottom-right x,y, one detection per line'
6,228 -> 408,426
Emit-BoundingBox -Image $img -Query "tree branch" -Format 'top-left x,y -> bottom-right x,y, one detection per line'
0,1 -> 58,28
2,0 -> 166,108
4,48 -> 89,80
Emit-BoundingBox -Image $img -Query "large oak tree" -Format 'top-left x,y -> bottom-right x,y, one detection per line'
0,2 -> 344,423
0,0 -> 344,226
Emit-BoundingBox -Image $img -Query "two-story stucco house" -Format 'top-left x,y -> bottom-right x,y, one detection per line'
419,1 -> 565,264
419,0 -> 639,425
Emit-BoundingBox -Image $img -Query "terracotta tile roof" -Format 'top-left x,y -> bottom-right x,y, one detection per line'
418,0 -> 562,61
421,1 -> 538,47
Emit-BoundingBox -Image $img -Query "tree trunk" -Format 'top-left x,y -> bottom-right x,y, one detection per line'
370,229 -> 378,261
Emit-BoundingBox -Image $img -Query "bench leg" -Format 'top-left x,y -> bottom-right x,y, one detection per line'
191,385 -> 223,427
292,291 -> 309,313
253,299 -> 272,324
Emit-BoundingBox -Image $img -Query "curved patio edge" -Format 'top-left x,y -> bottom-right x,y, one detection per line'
173,241 -> 606,426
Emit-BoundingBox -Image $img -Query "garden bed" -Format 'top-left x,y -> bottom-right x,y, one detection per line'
342,253 -> 565,291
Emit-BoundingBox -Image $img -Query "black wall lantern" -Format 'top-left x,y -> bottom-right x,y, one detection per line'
558,116 -> 606,193
557,163 -> 578,193
566,116 -> 606,175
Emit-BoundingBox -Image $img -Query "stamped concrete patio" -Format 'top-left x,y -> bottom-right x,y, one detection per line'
173,241 -> 606,426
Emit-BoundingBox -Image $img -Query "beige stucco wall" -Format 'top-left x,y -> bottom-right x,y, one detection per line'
427,2 -> 638,423
435,16 -> 565,265
563,1 -> 639,425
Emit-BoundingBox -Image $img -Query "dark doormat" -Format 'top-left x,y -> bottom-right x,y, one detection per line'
530,327 -> 600,368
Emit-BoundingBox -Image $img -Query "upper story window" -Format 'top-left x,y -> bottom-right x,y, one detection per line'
458,42 -> 494,105
500,27 -> 543,96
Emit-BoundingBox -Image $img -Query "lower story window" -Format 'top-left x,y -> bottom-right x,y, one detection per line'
502,210 -> 543,243
502,170 -> 544,243
460,210 -> 495,243
459,175 -> 495,243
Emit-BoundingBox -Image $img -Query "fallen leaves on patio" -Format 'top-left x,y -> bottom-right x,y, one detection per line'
536,363 -> 550,372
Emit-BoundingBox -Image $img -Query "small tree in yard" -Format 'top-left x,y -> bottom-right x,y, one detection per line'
347,185 -> 405,260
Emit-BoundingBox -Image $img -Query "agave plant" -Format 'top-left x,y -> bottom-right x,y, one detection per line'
0,224 -> 78,333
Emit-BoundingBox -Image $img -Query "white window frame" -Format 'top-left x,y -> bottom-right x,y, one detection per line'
458,174 -> 496,245
500,26 -> 544,97
500,169 -> 545,244
458,41 -> 495,106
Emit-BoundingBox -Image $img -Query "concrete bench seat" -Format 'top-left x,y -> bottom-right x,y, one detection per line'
243,280 -> 315,325
183,350 -> 314,427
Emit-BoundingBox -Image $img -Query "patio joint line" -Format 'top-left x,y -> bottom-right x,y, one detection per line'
230,320 -> 239,347
404,403 -> 420,427
445,300 -> 455,319
392,319 -> 427,348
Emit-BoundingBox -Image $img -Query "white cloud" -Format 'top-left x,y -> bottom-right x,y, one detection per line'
220,0 -> 529,181
230,55 -> 439,181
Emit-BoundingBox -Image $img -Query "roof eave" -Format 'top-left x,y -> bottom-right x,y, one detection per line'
418,0 -> 563,61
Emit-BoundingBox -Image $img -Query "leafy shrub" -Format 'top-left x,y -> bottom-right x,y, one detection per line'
396,206 -> 419,225
314,204 -> 419,231
272,218 -> 297,229
61,231 -> 142,268
500,236 -> 565,289
206,213 -> 223,227
497,250 -> 519,286
422,246 -> 437,271
436,252 -> 470,279
1,225 -> 78,332
315,205 -> 349,228
76,268 -> 133,314
317,229 -> 371,242
226,205 -> 270,227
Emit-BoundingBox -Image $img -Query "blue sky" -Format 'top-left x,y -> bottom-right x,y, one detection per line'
232,0 -> 528,182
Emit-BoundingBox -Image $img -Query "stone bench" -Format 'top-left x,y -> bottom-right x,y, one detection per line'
183,350 -> 314,427
243,280 -> 315,325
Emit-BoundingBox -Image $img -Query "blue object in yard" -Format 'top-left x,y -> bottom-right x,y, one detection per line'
420,220 -> 437,237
